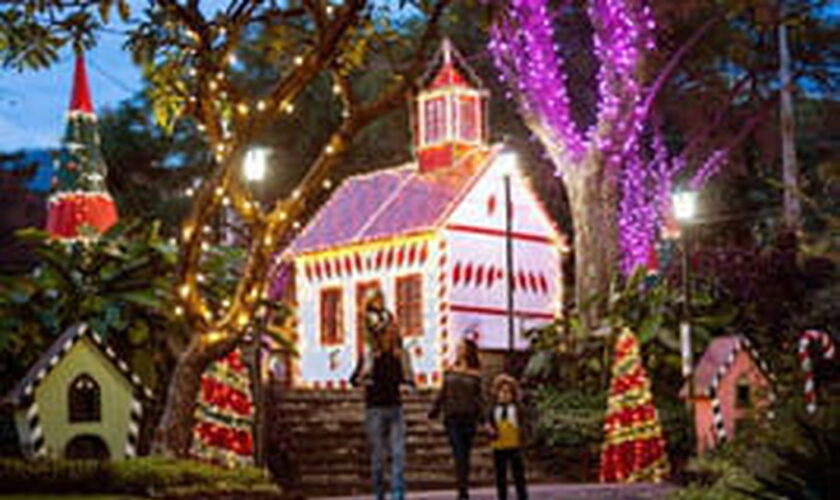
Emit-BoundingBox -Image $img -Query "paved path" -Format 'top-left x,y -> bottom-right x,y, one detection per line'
314,483 -> 674,500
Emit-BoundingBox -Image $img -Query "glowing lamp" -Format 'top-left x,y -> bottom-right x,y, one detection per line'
243,147 -> 269,182
672,190 -> 698,223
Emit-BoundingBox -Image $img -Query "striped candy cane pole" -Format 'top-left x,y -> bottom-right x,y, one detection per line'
798,329 -> 835,414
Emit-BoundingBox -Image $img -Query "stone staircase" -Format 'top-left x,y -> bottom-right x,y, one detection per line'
266,387 -> 556,497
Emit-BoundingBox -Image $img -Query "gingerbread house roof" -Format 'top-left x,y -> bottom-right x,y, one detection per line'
686,335 -> 772,398
3,323 -> 153,406
289,146 -> 498,255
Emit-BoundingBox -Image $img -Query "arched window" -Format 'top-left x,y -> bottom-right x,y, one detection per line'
69,374 -> 100,422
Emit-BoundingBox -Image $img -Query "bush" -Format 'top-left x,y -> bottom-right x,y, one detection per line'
531,385 -> 691,480
0,456 -> 279,498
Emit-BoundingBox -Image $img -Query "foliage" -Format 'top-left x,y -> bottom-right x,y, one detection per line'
673,400 -> 840,500
0,456 -> 276,497
531,385 -> 690,481
0,220 -> 181,391
525,268 -> 739,395
0,220 -> 286,393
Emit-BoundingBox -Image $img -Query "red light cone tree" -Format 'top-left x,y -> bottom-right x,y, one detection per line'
46,52 -> 118,239
190,348 -> 254,466
600,328 -> 670,483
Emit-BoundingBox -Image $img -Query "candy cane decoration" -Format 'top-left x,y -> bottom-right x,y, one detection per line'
798,329 -> 835,414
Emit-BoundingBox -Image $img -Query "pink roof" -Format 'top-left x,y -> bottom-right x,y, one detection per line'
290,147 -> 496,254
694,336 -> 742,392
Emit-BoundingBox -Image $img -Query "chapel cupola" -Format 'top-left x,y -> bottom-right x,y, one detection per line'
414,39 -> 488,172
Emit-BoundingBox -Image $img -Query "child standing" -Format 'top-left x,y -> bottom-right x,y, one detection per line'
487,374 -> 529,500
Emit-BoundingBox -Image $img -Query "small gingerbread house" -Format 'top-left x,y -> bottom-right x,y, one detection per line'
684,335 -> 773,454
2,324 -> 152,460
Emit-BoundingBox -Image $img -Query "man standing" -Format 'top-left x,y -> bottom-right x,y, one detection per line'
351,324 -> 409,500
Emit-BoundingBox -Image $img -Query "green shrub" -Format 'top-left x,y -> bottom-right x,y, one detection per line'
531,385 -> 692,480
0,457 -> 278,497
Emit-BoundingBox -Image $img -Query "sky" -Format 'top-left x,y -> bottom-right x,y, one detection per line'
0,0 -> 419,154
0,30 -> 142,152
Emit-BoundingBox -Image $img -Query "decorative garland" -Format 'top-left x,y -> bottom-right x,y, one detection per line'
797,329 -> 835,414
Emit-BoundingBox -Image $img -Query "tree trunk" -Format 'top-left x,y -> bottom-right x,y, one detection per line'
564,156 -> 620,327
152,336 -> 211,456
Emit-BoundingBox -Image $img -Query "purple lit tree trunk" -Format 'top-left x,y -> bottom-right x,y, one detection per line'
490,0 -> 745,317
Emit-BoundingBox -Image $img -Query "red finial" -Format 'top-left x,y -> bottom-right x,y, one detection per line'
69,53 -> 94,114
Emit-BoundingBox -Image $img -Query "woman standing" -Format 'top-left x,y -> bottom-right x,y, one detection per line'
428,338 -> 484,500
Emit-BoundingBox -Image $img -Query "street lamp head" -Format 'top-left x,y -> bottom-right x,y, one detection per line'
672,189 -> 699,222
243,147 -> 270,182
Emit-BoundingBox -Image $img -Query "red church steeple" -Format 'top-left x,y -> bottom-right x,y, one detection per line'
46,51 -> 118,239
69,54 -> 94,114
414,39 -> 488,172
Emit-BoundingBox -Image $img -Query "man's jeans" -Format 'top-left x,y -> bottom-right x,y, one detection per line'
365,406 -> 406,500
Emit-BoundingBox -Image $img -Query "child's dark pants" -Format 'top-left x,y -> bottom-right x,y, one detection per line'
493,448 -> 528,500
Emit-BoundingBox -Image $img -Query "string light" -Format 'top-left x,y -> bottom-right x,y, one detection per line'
179,284 -> 191,298
236,103 -> 249,115
322,178 -> 333,189
206,330 -> 225,344
283,102 -> 295,114
185,187 -> 195,197
491,0 -> 680,274
257,100 -> 267,111
294,55 -> 304,66
215,187 -> 224,197
174,306 -> 184,316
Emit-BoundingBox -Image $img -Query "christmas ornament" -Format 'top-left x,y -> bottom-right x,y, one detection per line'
600,328 -> 670,483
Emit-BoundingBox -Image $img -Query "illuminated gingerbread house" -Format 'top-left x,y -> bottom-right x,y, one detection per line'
282,41 -> 567,389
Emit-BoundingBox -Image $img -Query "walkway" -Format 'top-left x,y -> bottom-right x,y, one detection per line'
313,483 -> 675,500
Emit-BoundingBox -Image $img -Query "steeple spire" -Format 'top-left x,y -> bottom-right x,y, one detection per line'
69,53 -> 95,115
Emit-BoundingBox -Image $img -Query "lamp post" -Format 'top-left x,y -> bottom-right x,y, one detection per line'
672,189 -> 698,400
243,147 -> 269,467
497,150 -> 518,373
